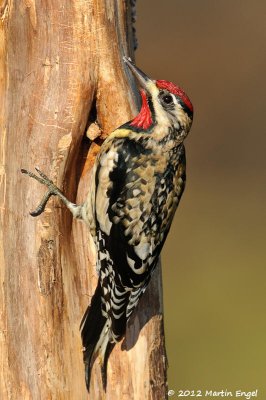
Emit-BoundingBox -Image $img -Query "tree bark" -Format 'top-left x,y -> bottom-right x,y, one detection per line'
0,1 -> 167,399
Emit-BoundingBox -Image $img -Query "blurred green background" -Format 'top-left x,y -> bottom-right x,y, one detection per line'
136,1 -> 266,397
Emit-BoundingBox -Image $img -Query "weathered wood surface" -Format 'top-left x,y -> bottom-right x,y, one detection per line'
0,1 -> 167,399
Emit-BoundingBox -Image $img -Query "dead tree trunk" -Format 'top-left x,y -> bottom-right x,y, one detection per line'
0,1 -> 167,399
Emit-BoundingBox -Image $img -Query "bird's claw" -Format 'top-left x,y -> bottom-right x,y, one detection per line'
21,167 -> 62,217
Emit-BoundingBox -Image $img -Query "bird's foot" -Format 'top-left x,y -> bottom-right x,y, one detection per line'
21,167 -> 63,217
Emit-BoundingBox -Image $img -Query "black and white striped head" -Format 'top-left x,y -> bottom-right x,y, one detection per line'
123,57 -> 193,138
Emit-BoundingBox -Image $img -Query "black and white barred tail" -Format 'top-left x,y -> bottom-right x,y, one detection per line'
80,282 -> 114,391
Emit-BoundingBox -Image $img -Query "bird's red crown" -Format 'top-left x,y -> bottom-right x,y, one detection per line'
156,80 -> 193,113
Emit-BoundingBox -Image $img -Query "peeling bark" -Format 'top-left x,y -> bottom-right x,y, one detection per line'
0,1 -> 167,399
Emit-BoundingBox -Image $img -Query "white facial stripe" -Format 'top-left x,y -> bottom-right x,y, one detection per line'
172,94 -> 178,104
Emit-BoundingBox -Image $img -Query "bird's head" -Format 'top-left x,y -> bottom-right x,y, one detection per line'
123,57 -> 193,142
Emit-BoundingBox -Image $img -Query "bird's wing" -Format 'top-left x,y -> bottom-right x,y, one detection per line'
94,134 -> 186,338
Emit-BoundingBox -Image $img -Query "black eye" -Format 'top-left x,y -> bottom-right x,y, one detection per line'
162,95 -> 173,104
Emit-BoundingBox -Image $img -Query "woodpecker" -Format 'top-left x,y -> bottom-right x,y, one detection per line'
21,57 -> 193,391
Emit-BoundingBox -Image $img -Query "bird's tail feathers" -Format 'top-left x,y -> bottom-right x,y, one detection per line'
80,281 -> 113,391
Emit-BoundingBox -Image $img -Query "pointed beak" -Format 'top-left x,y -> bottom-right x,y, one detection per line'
123,56 -> 154,94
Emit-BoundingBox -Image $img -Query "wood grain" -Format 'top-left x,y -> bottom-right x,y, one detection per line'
0,1 -> 167,398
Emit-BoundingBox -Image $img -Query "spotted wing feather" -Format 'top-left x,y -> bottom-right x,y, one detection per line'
94,135 -> 186,339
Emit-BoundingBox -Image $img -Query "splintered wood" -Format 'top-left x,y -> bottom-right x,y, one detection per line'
0,1 -> 167,399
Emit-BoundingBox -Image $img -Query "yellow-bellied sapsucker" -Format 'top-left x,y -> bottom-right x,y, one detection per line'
22,57 -> 193,391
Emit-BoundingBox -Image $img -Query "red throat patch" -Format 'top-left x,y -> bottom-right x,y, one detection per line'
130,89 -> 153,130
156,80 -> 193,113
